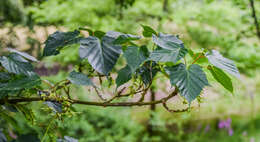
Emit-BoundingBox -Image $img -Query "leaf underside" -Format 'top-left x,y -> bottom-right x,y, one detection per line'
206,50 -> 240,78
150,48 -> 187,63
7,48 -> 38,62
152,33 -> 185,50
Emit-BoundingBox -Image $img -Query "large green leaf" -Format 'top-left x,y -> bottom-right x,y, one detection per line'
67,71 -> 93,86
79,35 -> 122,75
206,50 -> 240,78
208,66 -> 233,93
116,65 -> 132,87
166,63 -> 209,102
0,53 -> 35,76
0,75 -> 41,91
152,33 -> 185,50
150,33 -> 188,63
141,25 -> 157,37
149,48 -> 187,63
7,48 -> 38,62
43,30 -> 80,56
123,46 -> 147,72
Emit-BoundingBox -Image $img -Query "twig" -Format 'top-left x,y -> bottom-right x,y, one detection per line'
42,80 -> 54,88
63,87 -> 71,99
93,86 -> 107,101
192,53 -> 203,64
105,87 -> 126,103
138,83 -> 152,102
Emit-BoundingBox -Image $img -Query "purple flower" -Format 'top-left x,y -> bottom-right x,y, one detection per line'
228,128 -> 233,136
218,121 -> 225,129
218,118 -> 233,136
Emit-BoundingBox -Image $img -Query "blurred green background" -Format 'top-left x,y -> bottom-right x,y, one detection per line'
0,0 -> 260,141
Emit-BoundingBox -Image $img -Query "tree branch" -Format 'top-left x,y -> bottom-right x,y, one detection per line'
0,88 -> 178,107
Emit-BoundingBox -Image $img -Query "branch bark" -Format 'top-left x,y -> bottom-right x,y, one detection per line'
0,89 -> 178,107
249,0 -> 260,39
163,0 -> 168,12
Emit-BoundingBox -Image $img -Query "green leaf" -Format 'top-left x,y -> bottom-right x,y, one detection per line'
150,33 -> 188,63
208,66 -> 233,93
188,48 -> 194,57
140,45 -> 150,58
141,25 -> 157,37
94,31 -> 106,39
68,71 -> 93,86
123,46 -> 147,72
79,35 -> 122,75
137,61 -> 158,86
0,75 -> 41,91
166,63 -> 209,102
0,53 -> 35,76
43,30 -> 80,56
116,65 -> 132,87
0,72 -> 11,81
206,50 -> 240,78
106,31 -> 140,44
0,110 -> 20,131
7,48 -> 38,62
149,48 -> 187,63
114,34 -> 141,44
152,33 -> 185,50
